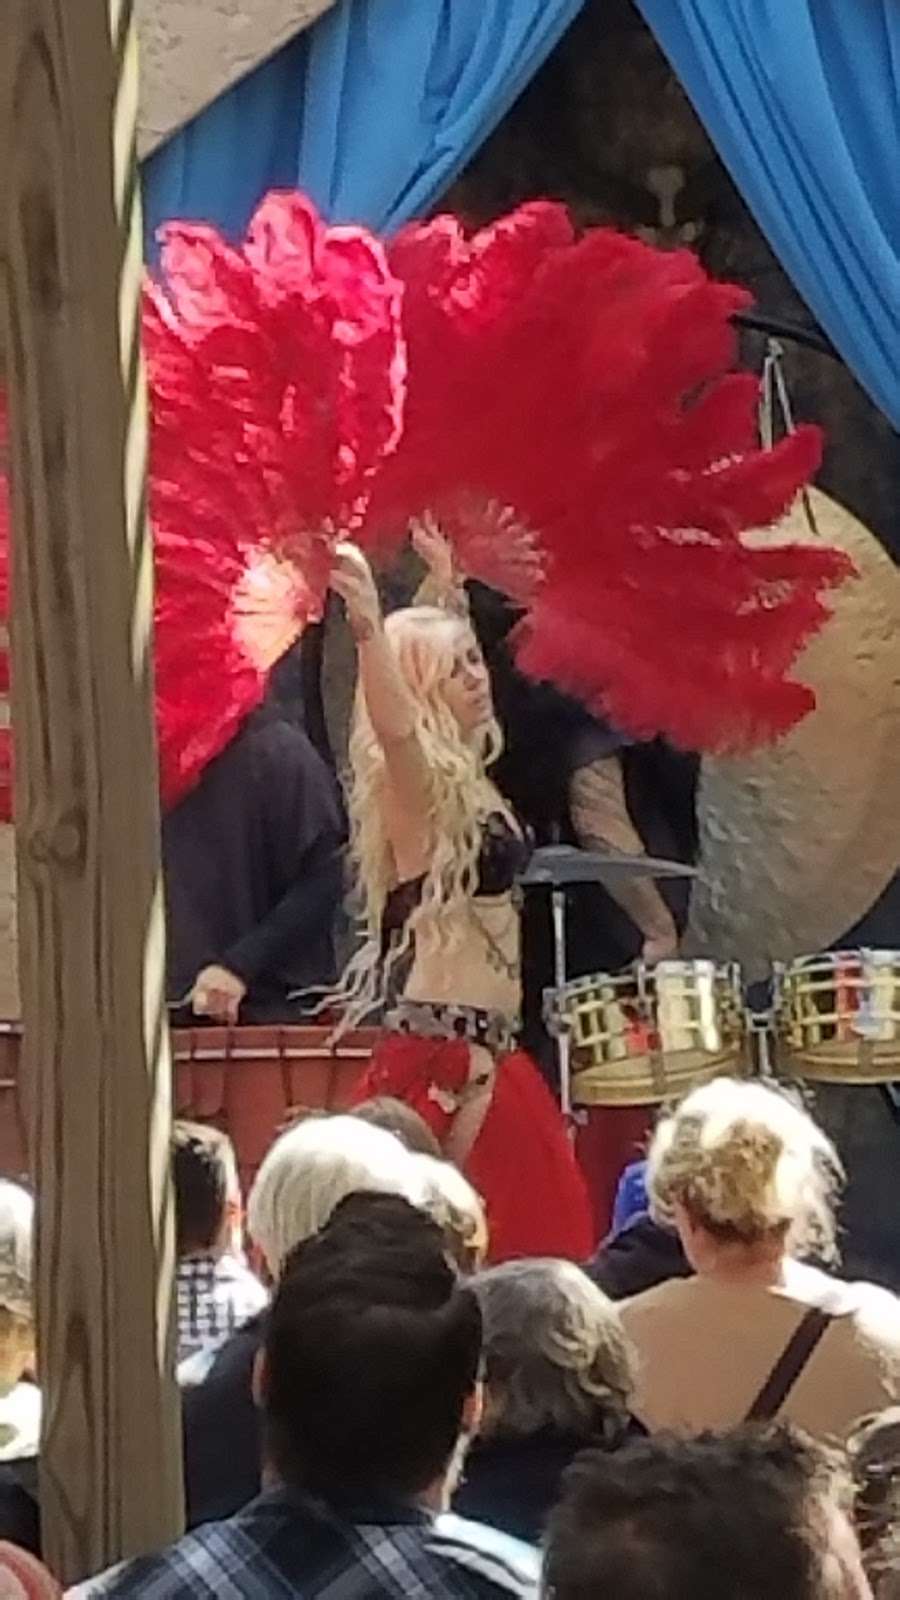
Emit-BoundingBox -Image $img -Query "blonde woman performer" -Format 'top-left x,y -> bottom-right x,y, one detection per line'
331,542 -> 592,1262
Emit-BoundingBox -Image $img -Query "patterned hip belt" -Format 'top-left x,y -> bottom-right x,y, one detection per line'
385,999 -> 520,1055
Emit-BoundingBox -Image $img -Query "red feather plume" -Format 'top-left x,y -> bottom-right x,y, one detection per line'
363,201 -> 852,751
0,191 -> 406,819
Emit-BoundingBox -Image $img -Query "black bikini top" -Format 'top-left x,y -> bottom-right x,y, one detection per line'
383,811 -> 532,937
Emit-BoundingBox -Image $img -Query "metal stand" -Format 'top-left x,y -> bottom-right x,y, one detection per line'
551,887 -> 572,1121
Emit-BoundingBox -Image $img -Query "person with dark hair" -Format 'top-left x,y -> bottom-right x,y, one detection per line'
588,1210 -> 692,1301
172,1122 -> 267,1364
80,1195 -> 539,1597
164,640 -> 346,1025
351,1094 -> 443,1158
543,1427 -> 873,1600
179,1117 -> 432,1528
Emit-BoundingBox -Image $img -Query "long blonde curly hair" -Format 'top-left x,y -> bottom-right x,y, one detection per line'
336,605 -> 503,1026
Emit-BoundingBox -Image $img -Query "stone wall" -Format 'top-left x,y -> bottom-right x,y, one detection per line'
137,0 -> 336,156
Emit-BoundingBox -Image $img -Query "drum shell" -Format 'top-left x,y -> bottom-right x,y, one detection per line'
775,950 -> 900,1084
172,1025 -> 378,1191
2,1024 -> 377,1194
0,1023 -> 25,1179
558,960 -> 746,1108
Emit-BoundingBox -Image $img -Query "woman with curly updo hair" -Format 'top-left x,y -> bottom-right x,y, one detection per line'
330,540 -> 592,1263
620,1077 -> 900,1441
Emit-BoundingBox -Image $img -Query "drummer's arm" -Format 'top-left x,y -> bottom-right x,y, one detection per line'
569,755 -> 678,960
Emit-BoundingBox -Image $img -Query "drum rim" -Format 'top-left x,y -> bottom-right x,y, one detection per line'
558,958 -> 739,1002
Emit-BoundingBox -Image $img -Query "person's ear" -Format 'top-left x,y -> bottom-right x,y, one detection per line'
462,1380 -> 483,1437
252,1346 -> 269,1412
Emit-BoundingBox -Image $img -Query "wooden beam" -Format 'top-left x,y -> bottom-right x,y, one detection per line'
0,0 -> 183,1583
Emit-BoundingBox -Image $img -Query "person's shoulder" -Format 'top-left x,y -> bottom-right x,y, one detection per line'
70,1499 -> 287,1597
247,715 -> 322,766
180,1313 -> 265,1393
428,1511 -> 540,1596
588,1213 -> 691,1301
67,1537 -> 206,1598
619,1269 -> 698,1321
842,1277 -> 900,1360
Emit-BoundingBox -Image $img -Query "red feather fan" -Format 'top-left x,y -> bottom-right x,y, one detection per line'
0,192 -> 405,820
363,201 -> 851,751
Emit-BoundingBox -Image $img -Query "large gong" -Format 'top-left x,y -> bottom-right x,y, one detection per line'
686,490 -> 900,982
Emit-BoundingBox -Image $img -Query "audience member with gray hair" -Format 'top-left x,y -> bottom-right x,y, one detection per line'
849,1408 -> 900,1599
453,1257 -> 641,1542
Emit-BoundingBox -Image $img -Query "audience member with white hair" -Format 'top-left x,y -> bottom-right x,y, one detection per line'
0,1182 -> 40,1554
182,1114 -> 483,1527
454,1258 -> 640,1542
620,1077 -> 900,1440
247,1115 -> 431,1278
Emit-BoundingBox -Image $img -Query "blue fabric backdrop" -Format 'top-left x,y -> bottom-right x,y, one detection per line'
144,0 -> 900,425
143,0 -> 583,246
635,0 -> 900,426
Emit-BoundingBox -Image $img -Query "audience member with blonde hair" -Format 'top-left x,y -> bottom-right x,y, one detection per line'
620,1077 -> 900,1441
0,1184 -> 40,1554
411,1154 -> 488,1273
455,1258 -> 640,1541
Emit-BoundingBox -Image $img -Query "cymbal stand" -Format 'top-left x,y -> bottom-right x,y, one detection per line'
551,887 -> 573,1122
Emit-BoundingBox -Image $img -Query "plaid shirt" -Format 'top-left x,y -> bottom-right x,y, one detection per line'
176,1253 -> 268,1364
74,1487 -> 540,1598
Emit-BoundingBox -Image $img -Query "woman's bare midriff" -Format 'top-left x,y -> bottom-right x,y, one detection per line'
403,894 -> 521,1017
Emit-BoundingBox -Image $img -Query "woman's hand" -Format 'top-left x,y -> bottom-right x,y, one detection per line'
331,541 -> 382,643
411,517 -> 455,588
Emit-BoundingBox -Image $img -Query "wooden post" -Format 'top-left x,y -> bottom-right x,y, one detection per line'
0,0 -> 183,1582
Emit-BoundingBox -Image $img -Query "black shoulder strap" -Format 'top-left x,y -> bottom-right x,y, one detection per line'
745,1308 -> 833,1423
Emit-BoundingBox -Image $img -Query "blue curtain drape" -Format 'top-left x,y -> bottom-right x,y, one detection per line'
634,0 -> 900,427
143,0 -> 583,248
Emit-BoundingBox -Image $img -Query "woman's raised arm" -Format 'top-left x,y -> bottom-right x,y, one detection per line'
331,544 -> 430,819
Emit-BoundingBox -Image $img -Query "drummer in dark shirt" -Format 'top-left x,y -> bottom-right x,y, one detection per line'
163,641 -> 346,1025
468,585 -> 697,1234
468,583 -> 696,1066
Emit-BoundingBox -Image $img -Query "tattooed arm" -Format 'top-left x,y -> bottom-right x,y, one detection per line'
569,754 -> 679,961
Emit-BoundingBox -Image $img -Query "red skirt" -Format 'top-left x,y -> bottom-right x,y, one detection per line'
354,1032 -> 595,1264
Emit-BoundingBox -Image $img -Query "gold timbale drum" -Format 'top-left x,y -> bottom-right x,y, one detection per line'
554,949 -> 900,1106
554,959 -> 746,1107
776,950 -> 900,1084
